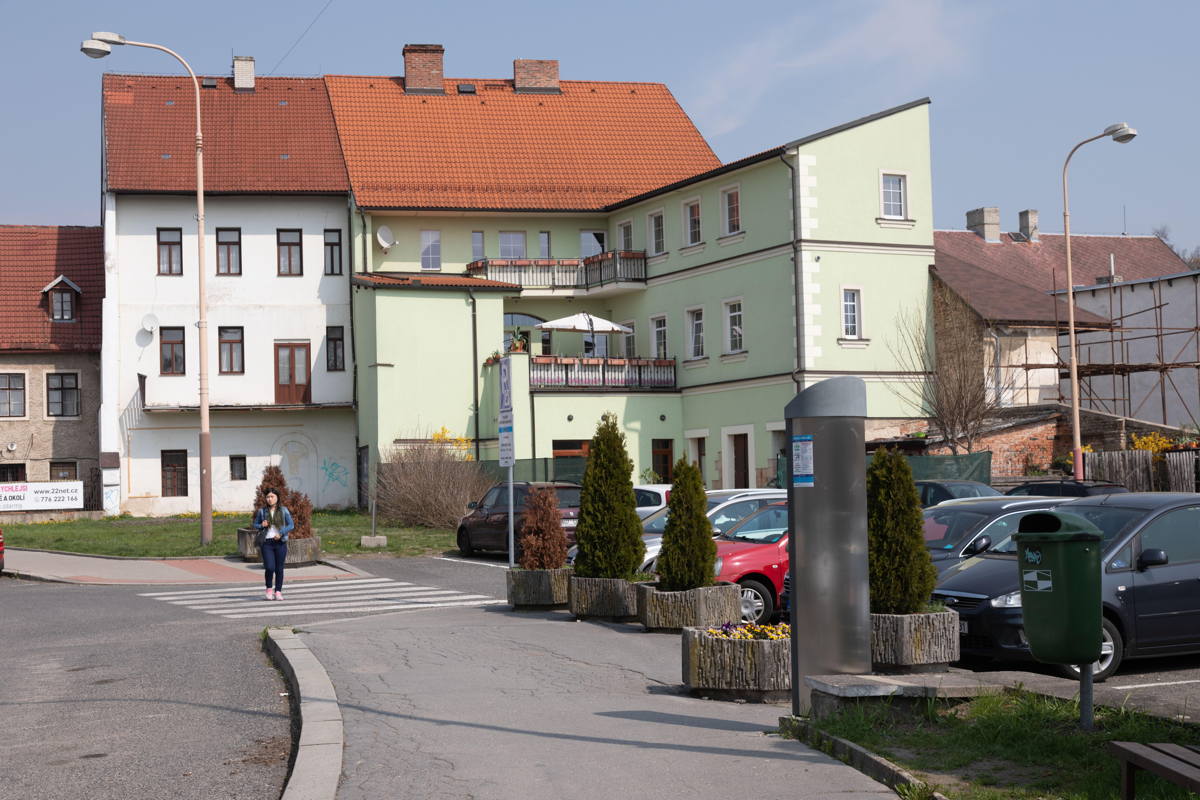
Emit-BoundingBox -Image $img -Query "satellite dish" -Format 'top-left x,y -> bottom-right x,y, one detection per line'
140,313 -> 159,333
376,225 -> 397,254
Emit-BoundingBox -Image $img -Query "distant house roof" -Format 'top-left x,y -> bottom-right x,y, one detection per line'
0,226 -> 104,352
324,77 -> 719,211
352,272 -> 517,291
102,74 -> 348,194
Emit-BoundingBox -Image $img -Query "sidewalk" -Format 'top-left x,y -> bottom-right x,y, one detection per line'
4,547 -> 363,585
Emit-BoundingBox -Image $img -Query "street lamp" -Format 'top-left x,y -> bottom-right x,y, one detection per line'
82,32 -> 214,545
1062,122 -> 1137,480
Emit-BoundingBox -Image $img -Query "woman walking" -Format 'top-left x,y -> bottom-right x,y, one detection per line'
254,488 -> 294,600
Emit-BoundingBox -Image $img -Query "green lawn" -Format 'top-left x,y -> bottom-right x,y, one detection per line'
3,511 -> 455,559
801,690 -> 1200,799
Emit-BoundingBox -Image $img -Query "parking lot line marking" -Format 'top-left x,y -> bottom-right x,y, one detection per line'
432,556 -> 510,569
1112,679 -> 1200,690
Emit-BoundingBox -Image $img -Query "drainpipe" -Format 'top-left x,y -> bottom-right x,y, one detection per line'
989,326 -> 1003,406
467,288 -> 481,461
779,150 -> 806,390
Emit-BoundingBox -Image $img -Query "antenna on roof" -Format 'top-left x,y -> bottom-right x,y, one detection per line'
1122,205 -> 1127,236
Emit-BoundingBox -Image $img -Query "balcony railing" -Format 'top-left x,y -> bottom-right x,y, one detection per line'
466,250 -> 646,290
529,356 -> 676,390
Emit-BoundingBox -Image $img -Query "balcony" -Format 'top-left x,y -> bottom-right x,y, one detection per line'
529,355 -> 676,391
466,250 -> 646,294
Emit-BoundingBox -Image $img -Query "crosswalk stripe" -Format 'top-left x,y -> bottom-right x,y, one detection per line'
138,577 -> 393,598
220,598 -> 505,619
211,592 -> 491,615
177,588 -> 464,610
165,583 -> 424,606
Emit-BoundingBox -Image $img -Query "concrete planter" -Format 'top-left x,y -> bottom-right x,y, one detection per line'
681,626 -> 791,702
568,576 -> 639,621
506,567 -> 571,609
237,527 -> 322,566
870,610 -> 960,672
636,582 -> 741,632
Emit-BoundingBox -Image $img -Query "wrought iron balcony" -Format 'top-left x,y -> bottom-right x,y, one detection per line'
466,250 -> 646,291
528,355 -> 676,391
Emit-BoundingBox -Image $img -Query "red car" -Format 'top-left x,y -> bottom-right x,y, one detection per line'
457,481 -> 581,557
714,501 -> 789,623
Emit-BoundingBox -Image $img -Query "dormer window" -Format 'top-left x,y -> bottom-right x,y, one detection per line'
42,275 -> 82,323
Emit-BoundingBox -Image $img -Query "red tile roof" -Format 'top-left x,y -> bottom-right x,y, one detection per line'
324,77 -> 720,210
103,74 -> 348,194
0,226 -> 104,352
352,272 -> 517,290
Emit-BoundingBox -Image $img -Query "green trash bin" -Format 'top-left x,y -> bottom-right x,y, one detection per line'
1012,511 -> 1103,665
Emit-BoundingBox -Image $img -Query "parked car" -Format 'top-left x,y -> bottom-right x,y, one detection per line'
934,492 -> 1200,681
916,479 -> 1001,507
457,481 -> 582,557
713,501 -> 791,624
632,484 -> 672,519
922,497 -> 1072,573
1004,479 -> 1128,497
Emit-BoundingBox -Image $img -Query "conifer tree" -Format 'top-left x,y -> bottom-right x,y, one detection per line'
656,457 -> 715,591
572,412 -> 645,579
866,448 -> 934,614
517,486 -> 568,570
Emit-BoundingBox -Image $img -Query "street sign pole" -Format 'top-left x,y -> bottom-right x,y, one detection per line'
499,357 -> 516,567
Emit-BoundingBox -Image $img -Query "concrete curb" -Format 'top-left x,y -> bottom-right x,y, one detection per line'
1,568 -> 71,584
263,627 -> 343,800
8,546 -> 241,561
779,716 -> 951,800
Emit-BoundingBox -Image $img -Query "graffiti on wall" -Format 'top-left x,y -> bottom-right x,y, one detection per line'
320,458 -> 349,487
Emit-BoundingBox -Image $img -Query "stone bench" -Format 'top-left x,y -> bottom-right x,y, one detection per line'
805,672 -> 1005,719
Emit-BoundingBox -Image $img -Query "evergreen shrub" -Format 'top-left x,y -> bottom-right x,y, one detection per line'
572,411 -> 645,579
866,448 -> 934,614
517,486 -> 569,570
254,464 -> 314,539
656,457 -> 715,591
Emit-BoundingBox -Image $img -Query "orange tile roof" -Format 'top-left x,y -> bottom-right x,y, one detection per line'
103,74 -> 348,194
353,272 -> 517,290
0,226 -> 104,352
324,77 -> 719,211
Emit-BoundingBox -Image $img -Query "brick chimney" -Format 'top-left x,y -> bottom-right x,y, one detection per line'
232,56 -> 255,92
966,207 -> 1001,243
513,59 -> 560,93
1018,209 -> 1039,242
403,44 -> 445,94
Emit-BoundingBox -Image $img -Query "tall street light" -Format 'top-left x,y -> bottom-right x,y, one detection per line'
1062,122 -> 1137,480
82,33 -> 214,545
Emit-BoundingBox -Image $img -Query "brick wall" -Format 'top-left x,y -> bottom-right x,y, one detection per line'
513,59 -> 560,92
403,44 -> 444,93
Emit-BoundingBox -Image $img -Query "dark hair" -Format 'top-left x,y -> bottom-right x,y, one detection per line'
265,488 -> 281,501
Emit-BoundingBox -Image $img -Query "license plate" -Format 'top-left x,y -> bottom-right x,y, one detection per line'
562,519 -> 577,528
959,621 -> 969,634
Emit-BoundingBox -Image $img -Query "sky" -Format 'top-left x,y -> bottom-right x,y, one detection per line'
2,0 -> 1198,250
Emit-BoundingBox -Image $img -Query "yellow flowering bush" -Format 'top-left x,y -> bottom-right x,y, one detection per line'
431,426 -> 474,461
704,622 -> 791,640
1131,431 -> 1172,455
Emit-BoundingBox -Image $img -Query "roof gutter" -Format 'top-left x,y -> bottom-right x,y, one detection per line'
779,149 -> 805,390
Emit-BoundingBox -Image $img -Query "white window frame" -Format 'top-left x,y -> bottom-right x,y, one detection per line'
647,210 -> 665,256
686,306 -> 705,359
720,184 -> 742,235
841,286 -> 863,339
685,428 -> 710,485
650,315 -> 668,359
879,170 -> 908,220
420,230 -> 441,271
681,197 -> 702,246
499,231 -> 527,259
0,369 -> 30,421
723,297 -> 745,353
621,321 -> 636,359
617,220 -> 634,252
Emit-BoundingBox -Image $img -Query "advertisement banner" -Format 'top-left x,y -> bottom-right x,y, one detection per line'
0,481 -> 84,511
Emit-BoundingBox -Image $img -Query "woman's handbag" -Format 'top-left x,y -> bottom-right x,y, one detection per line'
254,526 -> 267,548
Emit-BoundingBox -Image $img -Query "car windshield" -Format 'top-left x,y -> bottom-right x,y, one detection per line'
642,507 -> 670,533
723,505 -> 789,543
552,487 -> 582,507
922,508 -> 989,550
990,506 -> 1146,553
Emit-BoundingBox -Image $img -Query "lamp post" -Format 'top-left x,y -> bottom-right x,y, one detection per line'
1062,123 -> 1137,480
82,33 -> 214,545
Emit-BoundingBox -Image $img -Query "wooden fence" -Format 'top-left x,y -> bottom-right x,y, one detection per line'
1085,449 -> 1198,492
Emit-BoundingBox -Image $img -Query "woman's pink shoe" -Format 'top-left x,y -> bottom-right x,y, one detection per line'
265,589 -> 275,600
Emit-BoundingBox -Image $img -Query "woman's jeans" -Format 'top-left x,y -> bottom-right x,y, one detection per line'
261,539 -> 288,591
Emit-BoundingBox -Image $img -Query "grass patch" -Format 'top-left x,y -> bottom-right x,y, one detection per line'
804,690 -> 1200,799
3,511 -> 454,559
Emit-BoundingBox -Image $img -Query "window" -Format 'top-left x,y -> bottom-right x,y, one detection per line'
618,221 -> 633,251
275,342 -> 311,404
0,463 -> 27,482
499,231 -> 526,259
652,316 -> 668,359
539,231 -> 552,258
683,200 -> 701,246
49,462 -> 77,481
277,229 -> 303,275
881,173 -> 907,219
216,228 -> 241,275
50,289 -> 75,321
688,308 -> 705,358
157,228 -> 182,275
540,329 -> 552,355
160,327 -> 185,375
323,230 -> 342,275
648,212 -> 665,255
623,323 -> 636,359
230,455 -> 247,481
0,374 -> 25,417
725,300 -> 744,352
580,231 -> 606,259
471,231 -> 485,261
419,230 -> 441,271
47,373 -> 80,417
161,450 -> 188,497
1139,506 -> 1200,564
219,327 -> 244,374
652,439 -> 674,483
842,289 -> 862,338
327,326 -> 345,371
721,188 -> 741,234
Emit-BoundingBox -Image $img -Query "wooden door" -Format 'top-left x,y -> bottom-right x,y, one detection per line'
274,343 -> 311,404
732,434 -> 749,488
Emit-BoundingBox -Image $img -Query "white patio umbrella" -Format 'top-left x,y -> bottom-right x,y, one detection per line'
534,312 -> 630,356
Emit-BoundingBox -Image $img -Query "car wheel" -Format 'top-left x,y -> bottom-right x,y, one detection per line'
738,579 -> 775,624
1058,617 -> 1124,683
456,528 -> 475,557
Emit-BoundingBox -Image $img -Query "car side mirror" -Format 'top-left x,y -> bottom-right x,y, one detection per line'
1138,548 -> 1168,570
965,535 -> 992,556
466,501 -> 478,509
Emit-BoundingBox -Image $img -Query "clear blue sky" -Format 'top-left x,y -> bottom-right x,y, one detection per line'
3,0 -> 1197,250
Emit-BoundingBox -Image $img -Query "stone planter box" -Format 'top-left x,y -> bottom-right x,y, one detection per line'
507,567 -> 571,609
237,527 -> 322,566
636,582 -> 741,632
870,610 -> 960,672
568,576 -> 640,621
681,626 -> 790,702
